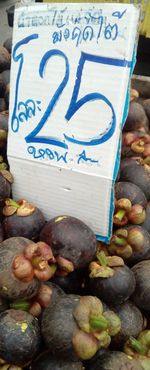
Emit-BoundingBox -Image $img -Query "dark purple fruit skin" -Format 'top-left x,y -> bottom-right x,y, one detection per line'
143,99 -> 150,121
0,98 -> 7,112
115,182 -> 147,208
4,88 -> 9,109
123,101 -> 149,132
83,349 -> 108,369
52,269 -> 85,294
0,222 -> 4,242
41,294 -> 80,361
141,203 -> 150,234
40,216 -> 97,269
88,265 -> 136,306
0,297 -> 9,313
118,225 -> 150,266
1,70 -> 10,85
2,207 -> 45,241
85,350 -> 143,370
30,351 -> 83,370
0,173 -> 11,207
0,75 -> 6,98
0,309 -> 41,366
0,47 -> 11,73
131,260 -> 150,311
0,237 -> 39,300
132,79 -> 150,99
3,38 -> 12,54
111,301 -> 144,349
120,159 -> 150,200
0,111 -> 9,131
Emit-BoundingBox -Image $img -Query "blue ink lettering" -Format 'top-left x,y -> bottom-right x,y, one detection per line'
82,26 -> 94,42
25,49 -> 69,149
112,9 -> 127,19
104,23 -> 118,41
11,34 -> 39,133
77,150 -> 99,164
27,145 -> 68,163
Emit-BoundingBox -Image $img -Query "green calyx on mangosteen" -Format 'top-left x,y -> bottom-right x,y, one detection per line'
124,330 -> 150,370
88,252 -> 136,305
41,294 -> 121,361
108,225 -> 150,264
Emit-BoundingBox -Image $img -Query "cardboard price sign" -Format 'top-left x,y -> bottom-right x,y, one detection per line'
8,3 -> 139,241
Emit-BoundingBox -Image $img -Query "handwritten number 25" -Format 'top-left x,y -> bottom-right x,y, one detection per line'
23,48 -> 116,147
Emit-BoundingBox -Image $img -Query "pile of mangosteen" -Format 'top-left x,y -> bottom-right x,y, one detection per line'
0,37 -> 150,370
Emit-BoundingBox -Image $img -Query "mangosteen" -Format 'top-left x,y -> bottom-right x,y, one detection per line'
114,181 -> 147,227
123,101 -> 149,133
115,182 -> 147,209
0,110 -> 9,131
0,237 -> 57,300
141,202 -> 150,234
3,38 -> 12,55
88,252 -> 136,305
4,84 -> 9,109
2,198 -> 46,241
121,131 -> 150,159
143,99 -> 150,121
111,301 -> 144,349
130,88 -> 139,102
84,350 -> 143,370
0,309 -> 41,366
0,74 -> 6,98
120,158 -> 150,200
0,47 -> 11,73
0,97 -> 7,112
30,351 -> 83,370
124,330 -> 150,370
0,169 -> 13,210
109,225 -> 150,265
131,260 -> 150,311
1,69 -> 10,85
41,295 -> 121,361
131,78 -> 150,99
40,215 -> 97,272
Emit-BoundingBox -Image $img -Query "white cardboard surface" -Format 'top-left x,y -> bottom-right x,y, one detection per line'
8,3 -> 139,241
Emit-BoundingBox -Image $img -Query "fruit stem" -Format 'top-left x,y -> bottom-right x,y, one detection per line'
5,198 -> 20,208
111,235 -> 127,247
97,251 -> 108,266
10,300 -> 30,312
114,209 -> 126,221
90,315 -> 108,331
129,337 -> 147,355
